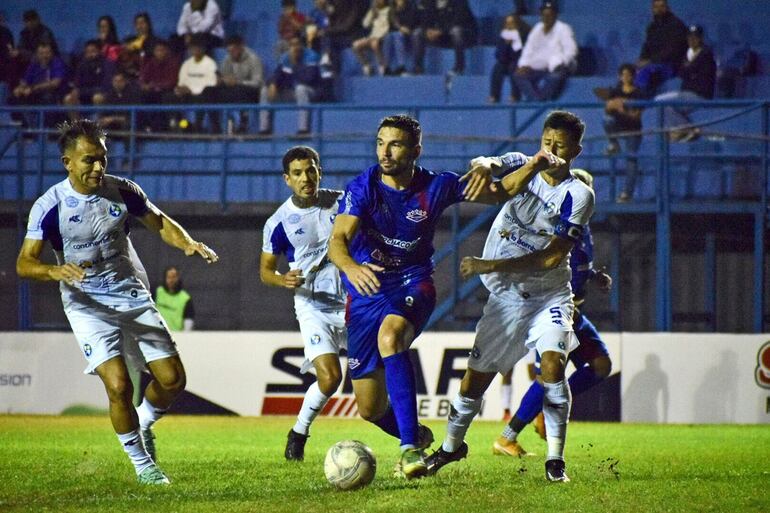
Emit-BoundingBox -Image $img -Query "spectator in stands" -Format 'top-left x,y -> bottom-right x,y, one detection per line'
412,0 -> 478,75
276,0 -> 308,57
8,42 -> 66,127
513,1 -> 576,101
597,63 -> 644,203
176,0 -> 225,52
259,36 -> 322,136
155,267 -> 196,331
382,0 -> 418,76
121,12 -> 158,78
352,0 -> 391,76
17,10 -> 59,59
306,0 -> 332,58
139,39 -> 180,131
654,25 -> 716,142
488,12 -> 529,103
0,13 -> 14,87
97,16 -> 122,63
166,35 -> 218,131
326,0 -> 368,73
94,71 -> 142,131
635,0 -> 687,97
200,35 -> 264,133
63,39 -> 115,120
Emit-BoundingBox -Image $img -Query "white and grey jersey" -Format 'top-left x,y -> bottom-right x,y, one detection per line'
262,189 -> 346,312
481,152 -> 595,299
25,175 -> 160,310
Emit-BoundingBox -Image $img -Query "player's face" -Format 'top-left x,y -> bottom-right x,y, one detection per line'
541,128 -> 581,170
165,268 -> 180,291
376,127 -> 421,177
284,158 -> 321,200
62,136 -> 108,195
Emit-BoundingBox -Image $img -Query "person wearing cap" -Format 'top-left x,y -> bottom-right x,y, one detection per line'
635,0 -> 688,97
654,24 -> 716,142
513,1 -> 577,102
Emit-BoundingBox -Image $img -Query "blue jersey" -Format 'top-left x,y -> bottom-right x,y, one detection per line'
569,225 -> 594,305
337,164 -> 466,293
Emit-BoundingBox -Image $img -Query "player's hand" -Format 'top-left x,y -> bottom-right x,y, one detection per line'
594,267 -> 613,293
185,241 -> 219,263
344,262 -> 384,296
282,269 -> 305,289
531,148 -> 566,172
48,263 -> 86,285
460,256 -> 492,279
460,156 -> 502,200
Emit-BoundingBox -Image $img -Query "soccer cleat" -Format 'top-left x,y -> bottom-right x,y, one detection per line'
533,412 -> 547,441
398,448 -> 428,480
492,436 -> 529,457
141,427 -> 156,462
137,464 -> 170,485
416,423 -> 434,450
545,459 -> 570,483
284,429 -> 308,461
425,442 -> 468,476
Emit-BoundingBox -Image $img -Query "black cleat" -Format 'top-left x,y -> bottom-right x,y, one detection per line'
545,459 -> 570,482
417,423 -> 435,450
425,442 -> 468,475
284,429 -> 308,461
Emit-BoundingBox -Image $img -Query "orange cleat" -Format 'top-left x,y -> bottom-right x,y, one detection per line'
492,436 -> 529,457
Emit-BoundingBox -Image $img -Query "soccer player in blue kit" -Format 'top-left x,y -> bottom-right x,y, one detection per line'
492,169 -> 614,458
328,114 -> 567,478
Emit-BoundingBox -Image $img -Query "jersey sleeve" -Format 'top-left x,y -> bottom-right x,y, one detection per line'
117,179 -> 160,217
437,171 -> 466,208
337,177 -> 368,218
554,186 -> 595,243
498,152 -> 530,176
262,217 -> 289,256
25,196 -> 63,250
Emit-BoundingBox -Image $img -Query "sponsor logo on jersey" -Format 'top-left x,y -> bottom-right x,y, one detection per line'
83,344 -> 92,357
72,230 -> 120,250
69,215 -> 82,223
405,296 -> 414,307
756,341 -> 770,389
348,358 -> 361,370
109,204 -> 122,217
288,213 -> 301,224
294,228 -> 305,236
311,334 -> 321,345
406,209 -> 428,223
367,229 -> 421,251
65,196 -> 79,208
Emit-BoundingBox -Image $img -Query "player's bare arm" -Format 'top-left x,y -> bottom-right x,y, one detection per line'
259,251 -> 305,289
592,267 -> 613,293
139,209 -> 218,263
328,213 -> 383,296
16,238 -> 86,285
459,236 -> 574,279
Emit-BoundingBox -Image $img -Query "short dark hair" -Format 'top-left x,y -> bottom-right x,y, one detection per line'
282,146 -> 320,173
543,110 -> 585,144
225,34 -> 244,46
58,119 -> 107,154
187,33 -> 207,49
618,62 -> 636,75
85,39 -> 102,49
23,10 -> 39,22
378,114 -> 421,146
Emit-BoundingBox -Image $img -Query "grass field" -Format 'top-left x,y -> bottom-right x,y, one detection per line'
1,415 -> 768,513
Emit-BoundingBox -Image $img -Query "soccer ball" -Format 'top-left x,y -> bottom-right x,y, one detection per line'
324,440 -> 377,490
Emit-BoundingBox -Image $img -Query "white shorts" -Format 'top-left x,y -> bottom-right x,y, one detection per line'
65,302 -> 178,375
296,308 -> 347,374
469,291 -> 578,374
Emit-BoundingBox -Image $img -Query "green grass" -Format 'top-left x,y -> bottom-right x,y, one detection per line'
0,415 -> 768,512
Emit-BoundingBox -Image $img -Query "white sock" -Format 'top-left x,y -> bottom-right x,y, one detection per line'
293,382 -> 329,436
137,398 -> 166,430
442,394 -> 483,453
117,429 -> 154,474
542,380 -> 571,461
500,384 -> 512,411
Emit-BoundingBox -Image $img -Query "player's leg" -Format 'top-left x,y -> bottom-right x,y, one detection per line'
500,369 -> 513,421
496,374 -> 544,455
568,312 -> 612,396
138,355 -> 186,461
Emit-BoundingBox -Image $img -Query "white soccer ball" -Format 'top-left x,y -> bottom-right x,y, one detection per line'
324,440 -> 377,490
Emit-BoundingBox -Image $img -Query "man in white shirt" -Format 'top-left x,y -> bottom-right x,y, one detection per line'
164,35 -> 218,132
514,1 -> 577,101
177,0 -> 225,51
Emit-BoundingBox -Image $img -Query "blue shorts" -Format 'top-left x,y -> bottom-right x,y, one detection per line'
345,278 -> 436,379
534,310 -> 609,373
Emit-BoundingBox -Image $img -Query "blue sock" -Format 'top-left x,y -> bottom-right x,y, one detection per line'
568,366 -> 604,396
383,351 -> 418,449
372,405 -> 400,439
513,380 -> 545,424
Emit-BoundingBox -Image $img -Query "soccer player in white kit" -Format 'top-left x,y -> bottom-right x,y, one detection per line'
16,119 -> 219,485
426,111 -> 594,483
260,146 -> 347,461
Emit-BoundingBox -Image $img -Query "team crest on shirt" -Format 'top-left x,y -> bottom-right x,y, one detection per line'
406,209 -> 428,223
288,214 -> 301,224
65,196 -> 79,208
311,334 -> 321,345
544,201 -> 557,215
83,344 -> 92,357
109,204 -> 121,217
348,358 -> 361,370
405,296 -> 414,307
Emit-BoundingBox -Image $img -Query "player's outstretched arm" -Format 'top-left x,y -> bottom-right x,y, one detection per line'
259,251 -> 305,289
328,214 -> 383,296
459,236 -> 574,279
16,238 -> 86,285
498,149 -> 565,198
139,210 -> 218,263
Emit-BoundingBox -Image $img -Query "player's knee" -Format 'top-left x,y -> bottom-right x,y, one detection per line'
357,402 -> 386,422
591,356 -> 612,379
377,332 -> 404,355
540,351 -> 567,382
317,368 -> 342,396
158,368 -> 186,394
103,377 -> 133,404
